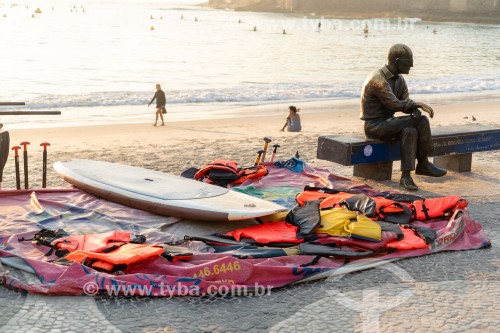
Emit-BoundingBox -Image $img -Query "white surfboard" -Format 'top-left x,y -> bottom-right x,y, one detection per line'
53,160 -> 287,221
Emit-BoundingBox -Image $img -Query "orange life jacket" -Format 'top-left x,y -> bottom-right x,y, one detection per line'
65,243 -> 165,273
295,191 -> 356,209
52,231 -> 137,255
412,196 -> 468,221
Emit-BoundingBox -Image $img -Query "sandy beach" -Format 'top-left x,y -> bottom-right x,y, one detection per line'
3,95 -> 499,198
1,95 -> 499,332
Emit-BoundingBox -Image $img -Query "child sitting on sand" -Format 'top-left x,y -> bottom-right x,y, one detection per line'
280,105 -> 301,132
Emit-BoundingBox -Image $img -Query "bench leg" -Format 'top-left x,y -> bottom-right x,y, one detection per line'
353,161 -> 393,181
433,153 -> 472,172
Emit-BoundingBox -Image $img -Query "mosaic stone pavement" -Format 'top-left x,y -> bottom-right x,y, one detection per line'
0,191 -> 498,333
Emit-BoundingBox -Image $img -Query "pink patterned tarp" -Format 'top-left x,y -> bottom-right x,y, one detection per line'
0,160 -> 491,296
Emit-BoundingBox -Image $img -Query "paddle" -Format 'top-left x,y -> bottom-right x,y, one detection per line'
261,137 -> 272,162
11,146 -> 21,190
0,111 -> 61,115
20,141 -> 30,189
40,143 -> 51,188
0,102 -> 25,106
0,131 -> 10,189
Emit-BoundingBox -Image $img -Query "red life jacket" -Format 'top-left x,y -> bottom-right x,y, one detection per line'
385,227 -> 428,251
224,221 -> 304,244
372,197 -> 413,224
412,196 -> 468,221
194,160 -> 267,187
195,160 -> 240,180
231,165 -> 268,185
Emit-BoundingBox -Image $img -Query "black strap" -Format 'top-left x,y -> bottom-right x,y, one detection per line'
420,200 -> 431,220
300,255 -> 322,267
303,185 -> 360,194
184,235 -> 246,246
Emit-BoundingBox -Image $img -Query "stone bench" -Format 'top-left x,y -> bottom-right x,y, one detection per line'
317,124 -> 500,181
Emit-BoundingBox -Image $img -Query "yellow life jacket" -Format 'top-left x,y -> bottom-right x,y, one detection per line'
344,214 -> 382,241
315,208 -> 357,237
315,208 -> 381,241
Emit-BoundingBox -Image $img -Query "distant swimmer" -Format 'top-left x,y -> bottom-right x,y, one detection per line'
253,26 -> 257,31
195,17 -> 198,22
363,24 -> 369,34
318,22 -> 321,30
283,29 -> 286,35
238,19 -> 241,24
433,28 -> 437,34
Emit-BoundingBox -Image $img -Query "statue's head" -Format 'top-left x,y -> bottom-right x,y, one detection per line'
387,44 -> 413,74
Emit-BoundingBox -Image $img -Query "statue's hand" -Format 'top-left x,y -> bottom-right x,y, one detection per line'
415,102 -> 434,118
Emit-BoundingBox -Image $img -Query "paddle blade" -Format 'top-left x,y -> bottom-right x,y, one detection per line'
0,131 -> 10,184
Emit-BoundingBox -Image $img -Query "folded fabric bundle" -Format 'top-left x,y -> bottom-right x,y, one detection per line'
285,201 -> 322,238
314,230 -> 398,252
298,242 -> 378,259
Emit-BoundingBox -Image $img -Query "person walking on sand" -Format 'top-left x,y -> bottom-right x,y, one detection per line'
148,83 -> 166,126
280,105 -> 301,132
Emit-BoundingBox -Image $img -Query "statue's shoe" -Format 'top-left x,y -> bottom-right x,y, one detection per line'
415,163 -> 447,177
400,175 -> 419,191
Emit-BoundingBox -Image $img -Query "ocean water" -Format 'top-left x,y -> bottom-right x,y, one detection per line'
1,0 -> 499,128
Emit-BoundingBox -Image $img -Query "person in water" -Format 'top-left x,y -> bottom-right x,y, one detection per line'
360,44 -> 446,191
148,83 -> 166,126
280,106 -> 302,132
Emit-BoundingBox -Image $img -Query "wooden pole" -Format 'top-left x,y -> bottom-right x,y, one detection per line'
0,111 -> 61,115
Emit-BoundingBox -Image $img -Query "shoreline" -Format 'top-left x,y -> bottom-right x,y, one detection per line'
3,90 -> 500,130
